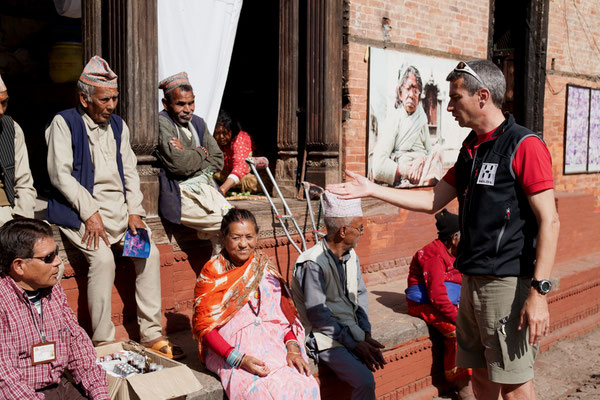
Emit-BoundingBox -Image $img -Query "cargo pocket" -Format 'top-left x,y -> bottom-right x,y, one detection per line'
496,314 -> 528,372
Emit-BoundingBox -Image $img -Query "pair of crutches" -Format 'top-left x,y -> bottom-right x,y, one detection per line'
245,157 -> 325,254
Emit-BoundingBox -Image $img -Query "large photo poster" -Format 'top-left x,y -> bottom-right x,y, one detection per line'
368,48 -> 470,188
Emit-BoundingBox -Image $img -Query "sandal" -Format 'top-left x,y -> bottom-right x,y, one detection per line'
143,338 -> 185,360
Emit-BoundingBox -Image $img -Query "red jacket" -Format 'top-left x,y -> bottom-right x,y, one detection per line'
407,239 -> 462,322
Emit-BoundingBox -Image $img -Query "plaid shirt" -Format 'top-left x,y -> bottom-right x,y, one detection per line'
0,275 -> 109,399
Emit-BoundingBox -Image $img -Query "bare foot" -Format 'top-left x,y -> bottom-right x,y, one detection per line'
457,376 -> 476,400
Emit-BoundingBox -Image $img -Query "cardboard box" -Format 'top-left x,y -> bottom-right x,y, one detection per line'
96,341 -> 203,400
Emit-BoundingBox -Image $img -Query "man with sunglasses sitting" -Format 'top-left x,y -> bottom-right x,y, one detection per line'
328,60 -> 559,399
0,218 -> 109,399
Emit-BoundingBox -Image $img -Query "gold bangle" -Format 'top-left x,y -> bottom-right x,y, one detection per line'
287,351 -> 301,355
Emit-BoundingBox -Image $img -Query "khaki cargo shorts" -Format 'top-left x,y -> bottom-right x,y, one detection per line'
456,275 -> 538,384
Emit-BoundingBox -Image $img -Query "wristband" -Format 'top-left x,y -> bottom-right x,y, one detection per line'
198,146 -> 209,158
225,349 -> 245,368
285,340 -> 302,352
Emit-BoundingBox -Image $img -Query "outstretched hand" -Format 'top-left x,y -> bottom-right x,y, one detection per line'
239,354 -> 270,377
326,170 -> 375,199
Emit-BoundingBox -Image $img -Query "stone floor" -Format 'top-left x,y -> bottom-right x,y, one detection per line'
435,326 -> 600,400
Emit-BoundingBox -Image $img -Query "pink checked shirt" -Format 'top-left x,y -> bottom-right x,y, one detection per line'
0,276 -> 109,399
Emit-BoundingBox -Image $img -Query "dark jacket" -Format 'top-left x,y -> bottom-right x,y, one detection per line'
455,114 -> 542,277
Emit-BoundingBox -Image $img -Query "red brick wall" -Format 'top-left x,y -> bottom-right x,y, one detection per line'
546,0 -> 600,78
554,193 -> 600,265
543,0 -> 600,206
345,0 -> 489,53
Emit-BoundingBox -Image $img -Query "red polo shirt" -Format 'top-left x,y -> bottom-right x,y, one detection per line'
443,128 -> 554,195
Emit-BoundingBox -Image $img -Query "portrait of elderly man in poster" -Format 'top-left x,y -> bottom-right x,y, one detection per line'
368,48 -> 470,188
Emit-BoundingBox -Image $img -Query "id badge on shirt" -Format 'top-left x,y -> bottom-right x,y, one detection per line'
31,341 -> 56,365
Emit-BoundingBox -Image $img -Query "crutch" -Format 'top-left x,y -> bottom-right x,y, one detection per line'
301,181 -> 326,244
246,157 -> 307,254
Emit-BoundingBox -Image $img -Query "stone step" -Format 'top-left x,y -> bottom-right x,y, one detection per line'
167,250 -> 600,399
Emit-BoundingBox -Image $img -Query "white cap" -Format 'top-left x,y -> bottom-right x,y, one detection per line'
323,191 -> 363,218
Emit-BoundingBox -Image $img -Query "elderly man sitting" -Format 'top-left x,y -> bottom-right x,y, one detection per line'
0,74 -> 37,226
292,192 -> 386,400
156,72 -> 230,255
45,56 -> 183,359
0,218 -> 109,399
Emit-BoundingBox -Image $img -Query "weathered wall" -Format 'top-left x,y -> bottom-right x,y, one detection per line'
544,0 -> 600,206
546,0 -> 600,78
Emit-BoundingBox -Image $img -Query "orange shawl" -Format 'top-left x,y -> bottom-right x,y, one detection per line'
192,250 -> 299,361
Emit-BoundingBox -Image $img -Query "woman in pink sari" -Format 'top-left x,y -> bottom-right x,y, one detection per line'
193,208 -> 320,399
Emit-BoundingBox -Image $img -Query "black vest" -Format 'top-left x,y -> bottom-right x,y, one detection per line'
46,108 -> 125,229
455,114 -> 541,277
0,116 -> 15,207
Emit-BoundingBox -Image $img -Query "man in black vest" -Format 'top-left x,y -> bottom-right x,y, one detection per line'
45,56 -> 184,359
0,74 -> 37,226
156,72 -> 229,255
328,60 -> 560,399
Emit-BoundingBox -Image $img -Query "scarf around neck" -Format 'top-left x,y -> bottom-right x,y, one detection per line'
192,250 -> 299,361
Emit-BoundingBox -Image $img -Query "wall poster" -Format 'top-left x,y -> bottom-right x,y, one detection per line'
368,48 -> 470,188
564,84 -> 600,174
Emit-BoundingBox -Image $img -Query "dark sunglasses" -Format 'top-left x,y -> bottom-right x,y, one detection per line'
454,61 -> 486,88
28,248 -> 59,264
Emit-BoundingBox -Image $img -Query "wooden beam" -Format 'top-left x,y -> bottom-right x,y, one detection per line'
275,0 -> 300,197
82,0 -> 102,61
105,0 -> 159,216
305,0 -> 343,188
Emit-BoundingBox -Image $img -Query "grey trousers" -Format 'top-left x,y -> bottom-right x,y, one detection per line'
319,347 -> 376,400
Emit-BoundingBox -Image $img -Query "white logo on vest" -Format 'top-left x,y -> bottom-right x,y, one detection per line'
476,163 -> 498,186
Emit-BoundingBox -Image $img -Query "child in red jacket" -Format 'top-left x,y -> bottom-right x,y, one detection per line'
405,209 -> 474,399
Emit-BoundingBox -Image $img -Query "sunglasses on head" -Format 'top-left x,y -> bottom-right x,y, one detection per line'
28,248 -> 59,264
454,61 -> 486,88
